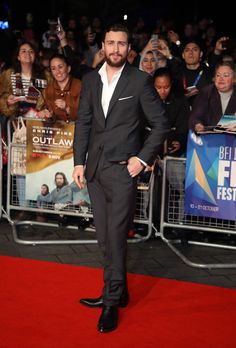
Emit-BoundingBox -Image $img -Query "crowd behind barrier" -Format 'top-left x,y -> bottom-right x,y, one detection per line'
4,118 -> 155,245
2,117 -> 236,266
1,14 -> 236,258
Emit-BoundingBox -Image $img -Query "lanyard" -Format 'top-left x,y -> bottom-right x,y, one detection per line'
193,70 -> 203,86
183,70 -> 203,89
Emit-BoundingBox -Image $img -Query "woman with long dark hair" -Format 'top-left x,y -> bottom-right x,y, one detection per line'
0,40 -> 50,118
0,40 -> 51,219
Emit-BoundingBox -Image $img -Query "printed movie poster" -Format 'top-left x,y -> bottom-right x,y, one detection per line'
185,130 -> 236,220
25,119 -> 90,208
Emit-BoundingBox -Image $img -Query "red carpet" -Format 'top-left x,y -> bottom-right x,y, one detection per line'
1,256 -> 236,348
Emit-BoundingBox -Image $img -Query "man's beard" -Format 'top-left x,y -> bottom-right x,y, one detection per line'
105,53 -> 127,68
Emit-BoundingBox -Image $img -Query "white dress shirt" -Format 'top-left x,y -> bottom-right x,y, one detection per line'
98,61 -> 125,117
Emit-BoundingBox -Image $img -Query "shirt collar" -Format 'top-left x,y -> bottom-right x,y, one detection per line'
98,61 -> 126,81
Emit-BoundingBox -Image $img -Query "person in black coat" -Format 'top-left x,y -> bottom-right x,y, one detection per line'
153,67 -> 191,157
153,67 -> 191,225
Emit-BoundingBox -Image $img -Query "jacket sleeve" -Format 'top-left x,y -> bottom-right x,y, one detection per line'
137,75 -> 170,164
73,75 -> 93,165
0,69 -> 17,117
188,87 -> 211,131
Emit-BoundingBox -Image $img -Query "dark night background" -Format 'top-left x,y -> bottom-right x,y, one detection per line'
0,0 -> 234,36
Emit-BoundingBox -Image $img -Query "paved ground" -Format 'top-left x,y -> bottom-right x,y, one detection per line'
1,216 -> 236,290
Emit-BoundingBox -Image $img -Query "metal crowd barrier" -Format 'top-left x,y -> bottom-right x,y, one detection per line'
0,123 -> 2,219
6,118 -> 156,245
159,156 -> 236,269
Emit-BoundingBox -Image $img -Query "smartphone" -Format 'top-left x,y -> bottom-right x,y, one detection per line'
151,34 -> 159,42
151,34 -> 158,50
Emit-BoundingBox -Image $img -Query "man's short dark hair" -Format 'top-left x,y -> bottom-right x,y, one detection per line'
182,39 -> 203,52
102,23 -> 131,43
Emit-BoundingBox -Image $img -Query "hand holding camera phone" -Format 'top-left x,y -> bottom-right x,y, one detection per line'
151,34 -> 159,50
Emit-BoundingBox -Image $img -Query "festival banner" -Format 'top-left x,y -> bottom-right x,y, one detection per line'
185,130 -> 236,220
25,119 -> 90,207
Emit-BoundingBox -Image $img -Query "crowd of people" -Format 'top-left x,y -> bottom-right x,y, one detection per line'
0,14 -> 235,219
1,14 -> 236,333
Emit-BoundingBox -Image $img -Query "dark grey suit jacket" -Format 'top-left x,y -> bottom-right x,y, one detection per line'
73,63 -> 170,181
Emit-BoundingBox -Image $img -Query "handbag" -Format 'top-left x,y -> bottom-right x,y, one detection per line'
10,117 -> 27,176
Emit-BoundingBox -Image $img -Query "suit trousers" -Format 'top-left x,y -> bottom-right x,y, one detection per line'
87,153 -> 137,306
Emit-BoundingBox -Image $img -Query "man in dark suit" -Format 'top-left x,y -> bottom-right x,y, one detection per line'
72,23 -> 169,333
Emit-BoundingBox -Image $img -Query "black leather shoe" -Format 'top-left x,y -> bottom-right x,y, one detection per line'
79,293 -> 129,308
80,296 -> 103,308
97,306 -> 118,333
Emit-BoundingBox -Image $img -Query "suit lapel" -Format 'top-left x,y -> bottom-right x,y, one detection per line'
95,73 -> 106,127
106,64 -> 130,118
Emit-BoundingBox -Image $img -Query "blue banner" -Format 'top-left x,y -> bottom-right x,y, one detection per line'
185,131 -> 236,220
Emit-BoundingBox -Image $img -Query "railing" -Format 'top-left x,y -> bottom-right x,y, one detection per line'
6,118 -> 156,245
159,156 -> 236,269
